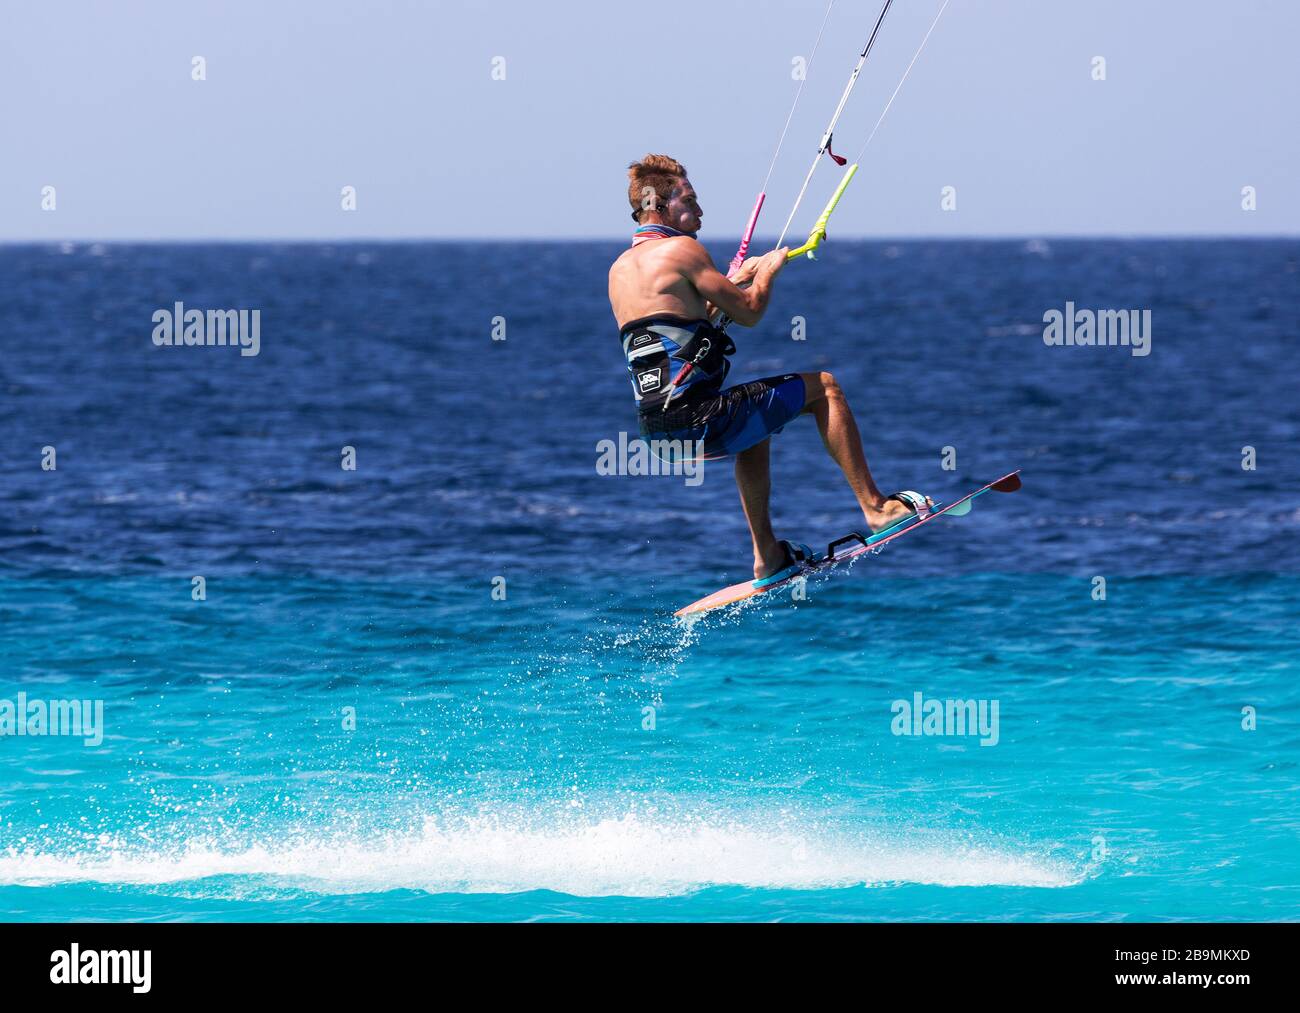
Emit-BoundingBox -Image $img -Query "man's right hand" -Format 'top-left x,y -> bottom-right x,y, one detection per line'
684,244 -> 790,329
731,256 -> 763,286
763,248 -> 790,276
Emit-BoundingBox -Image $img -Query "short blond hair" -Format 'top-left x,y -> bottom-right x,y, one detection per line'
627,154 -> 688,222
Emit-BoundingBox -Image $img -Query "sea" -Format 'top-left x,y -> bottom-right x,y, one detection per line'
0,238 -> 1296,921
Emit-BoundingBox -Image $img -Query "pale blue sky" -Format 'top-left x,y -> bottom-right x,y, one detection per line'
2,0 -> 1296,240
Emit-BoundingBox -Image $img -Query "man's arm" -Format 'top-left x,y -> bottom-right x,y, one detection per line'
682,246 -> 787,327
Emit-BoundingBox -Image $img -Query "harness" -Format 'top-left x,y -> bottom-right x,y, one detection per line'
619,316 -> 735,414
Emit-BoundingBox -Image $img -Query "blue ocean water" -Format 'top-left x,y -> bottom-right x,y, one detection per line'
0,239 -> 1297,921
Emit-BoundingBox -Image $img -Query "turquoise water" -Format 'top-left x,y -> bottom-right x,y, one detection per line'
1,571 -> 1296,921
1,240 -> 1297,920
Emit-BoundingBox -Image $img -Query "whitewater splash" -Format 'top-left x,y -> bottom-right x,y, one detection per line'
0,808 -> 1085,899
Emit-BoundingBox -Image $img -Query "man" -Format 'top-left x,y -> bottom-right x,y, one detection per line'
608,154 -> 931,586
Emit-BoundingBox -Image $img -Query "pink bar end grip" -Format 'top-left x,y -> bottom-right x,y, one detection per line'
726,193 -> 766,278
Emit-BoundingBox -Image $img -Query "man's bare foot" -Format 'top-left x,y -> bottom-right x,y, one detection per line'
864,493 -> 934,533
753,539 -> 792,581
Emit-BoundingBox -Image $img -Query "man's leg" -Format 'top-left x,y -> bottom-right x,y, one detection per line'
734,439 -> 789,579
799,371 -> 931,531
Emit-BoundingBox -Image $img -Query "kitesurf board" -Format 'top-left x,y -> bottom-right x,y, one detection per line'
674,470 -> 1022,617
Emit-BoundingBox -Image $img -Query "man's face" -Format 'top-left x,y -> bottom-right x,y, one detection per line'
666,180 -> 703,233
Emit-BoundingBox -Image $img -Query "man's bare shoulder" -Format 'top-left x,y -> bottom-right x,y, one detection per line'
645,237 -> 714,274
668,236 -> 711,260
612,237 -> 709,272
609,246 -> 633,275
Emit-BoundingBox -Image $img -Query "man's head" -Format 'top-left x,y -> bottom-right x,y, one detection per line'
627,154 -> 702,234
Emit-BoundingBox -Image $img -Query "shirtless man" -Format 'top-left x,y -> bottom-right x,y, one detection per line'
608,154 -> 931,586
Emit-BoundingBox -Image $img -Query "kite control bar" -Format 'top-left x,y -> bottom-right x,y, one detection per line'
786,162 -> 858,261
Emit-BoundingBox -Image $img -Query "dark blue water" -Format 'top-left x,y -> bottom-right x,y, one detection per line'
1,239 -> 1297,920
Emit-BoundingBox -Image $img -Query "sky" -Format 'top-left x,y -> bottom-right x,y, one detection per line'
1,0 -> 1296,240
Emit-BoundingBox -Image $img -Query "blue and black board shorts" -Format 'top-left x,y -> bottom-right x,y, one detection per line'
638,373 -> 807,461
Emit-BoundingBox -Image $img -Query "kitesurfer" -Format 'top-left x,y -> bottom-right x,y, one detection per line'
608,154 -> 931,585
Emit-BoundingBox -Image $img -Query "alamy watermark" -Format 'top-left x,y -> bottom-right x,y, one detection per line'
152,302 -> 260,356
891,691 -> 999,746
0,692 -> 104,747
1043,301 -> 1150,357
596,432 -> 705,486
50,944 -> 150,993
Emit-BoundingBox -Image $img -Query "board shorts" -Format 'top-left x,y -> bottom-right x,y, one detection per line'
637,373 -> 807,461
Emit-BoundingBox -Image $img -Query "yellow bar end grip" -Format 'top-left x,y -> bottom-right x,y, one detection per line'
786,162 -> 859,261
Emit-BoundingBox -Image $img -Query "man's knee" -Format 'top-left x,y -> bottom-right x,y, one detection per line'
799,370 -> 841,413
819,371 -> 843,400
802,370 -> 836,393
